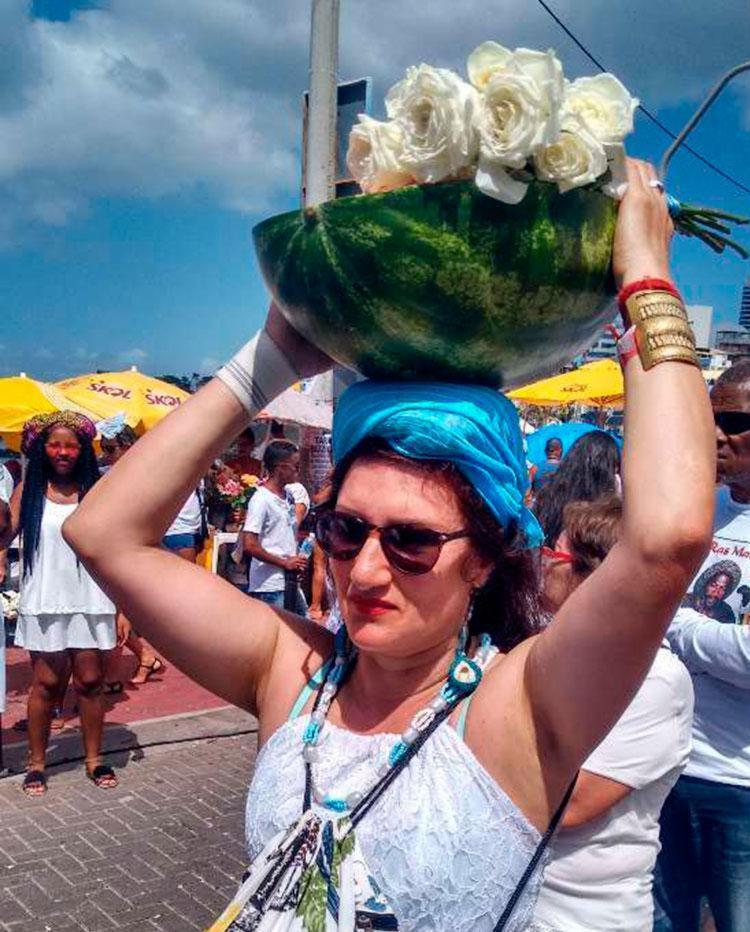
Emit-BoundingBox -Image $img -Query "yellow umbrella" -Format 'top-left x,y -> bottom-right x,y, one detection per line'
507,359 -> 624,408
0,374 -> 99,451
55,368 -> 189,432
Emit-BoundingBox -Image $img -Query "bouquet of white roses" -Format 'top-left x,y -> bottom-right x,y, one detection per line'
347,42 -> 747,257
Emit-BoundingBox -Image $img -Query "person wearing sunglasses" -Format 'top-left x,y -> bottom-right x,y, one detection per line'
0,412 -> 123,795
531,496 -> 693,932
63,160 -> 715,930
654,360 -> 750,932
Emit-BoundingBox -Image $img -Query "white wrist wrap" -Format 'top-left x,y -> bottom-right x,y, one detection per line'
216,329 -> 300,416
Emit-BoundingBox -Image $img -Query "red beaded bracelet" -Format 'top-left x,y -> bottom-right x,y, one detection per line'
617,277 -> 681,317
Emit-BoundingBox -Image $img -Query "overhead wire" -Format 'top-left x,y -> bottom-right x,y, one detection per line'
533,0 -> 750,196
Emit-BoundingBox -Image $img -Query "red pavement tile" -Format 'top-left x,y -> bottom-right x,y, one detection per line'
2,646 -> 228,745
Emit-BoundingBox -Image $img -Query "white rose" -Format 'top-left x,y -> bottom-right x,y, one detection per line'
468,42 -> 564,151
385,64 -> 479,184
476,70 -> 549,170
467,40 -> 515,90
562,74 -> 639,146
346,116 -> 414,194
534,118 -> 608,193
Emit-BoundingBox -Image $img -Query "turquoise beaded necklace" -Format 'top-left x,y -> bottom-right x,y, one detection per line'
301,625 -> 498,813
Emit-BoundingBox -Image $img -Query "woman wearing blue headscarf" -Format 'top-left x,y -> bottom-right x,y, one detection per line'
63,161 -> 715,932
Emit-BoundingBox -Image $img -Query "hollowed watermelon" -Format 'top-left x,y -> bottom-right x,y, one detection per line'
253,178 -> 617,388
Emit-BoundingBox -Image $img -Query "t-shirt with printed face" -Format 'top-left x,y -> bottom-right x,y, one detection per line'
675,484 -> 750,786
243,486 -> 297,593
681,485 -> 750,625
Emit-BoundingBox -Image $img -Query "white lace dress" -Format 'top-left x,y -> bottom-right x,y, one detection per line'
245,715 -> 547,931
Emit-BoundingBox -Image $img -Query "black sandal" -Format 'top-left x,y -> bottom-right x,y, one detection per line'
129,657 -> 165,685
22,770 -> 47,797
86,764 -> 118,789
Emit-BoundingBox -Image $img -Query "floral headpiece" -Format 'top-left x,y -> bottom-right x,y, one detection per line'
22,411 -> 97,456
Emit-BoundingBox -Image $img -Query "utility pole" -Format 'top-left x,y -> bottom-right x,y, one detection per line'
305,0 -> 340,206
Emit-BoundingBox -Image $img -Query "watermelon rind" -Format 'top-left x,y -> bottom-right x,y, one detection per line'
252,178 -> 617,388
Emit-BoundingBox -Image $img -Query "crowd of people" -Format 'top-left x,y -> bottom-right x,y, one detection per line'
0,158 -> 748,931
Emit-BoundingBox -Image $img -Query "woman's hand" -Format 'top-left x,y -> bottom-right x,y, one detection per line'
265,302 -> 334,379
612,159 -> 674,291
115,613 -> 132,647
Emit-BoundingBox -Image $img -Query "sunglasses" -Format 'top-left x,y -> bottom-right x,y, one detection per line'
541,545 -> 575,565
714,411 -> 750,436
315,510 -> 470,575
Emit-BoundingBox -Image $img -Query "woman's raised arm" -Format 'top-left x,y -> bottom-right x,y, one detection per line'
63,310 -> 332,713
524,159 -> 716,780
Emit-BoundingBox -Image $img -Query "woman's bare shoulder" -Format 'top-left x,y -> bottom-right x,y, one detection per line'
257,613 -> 335,739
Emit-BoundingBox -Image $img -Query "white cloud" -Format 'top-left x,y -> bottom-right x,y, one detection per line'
0,0 -> 747,247
115,346 -> 149,366
72,345 -> 101,363
0,0 -> 306,246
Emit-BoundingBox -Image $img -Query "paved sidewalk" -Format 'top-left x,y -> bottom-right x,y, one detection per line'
0,712 -> 257,931
2,645 -> 228,745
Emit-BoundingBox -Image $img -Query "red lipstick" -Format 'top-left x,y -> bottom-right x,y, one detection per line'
349,595 -> 396,616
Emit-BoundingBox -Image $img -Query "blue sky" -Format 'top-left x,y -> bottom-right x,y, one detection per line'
2,0 -> 750,380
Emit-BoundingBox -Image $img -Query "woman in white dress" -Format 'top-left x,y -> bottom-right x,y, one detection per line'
1,412 -> 121,796
63,161 -> 715,929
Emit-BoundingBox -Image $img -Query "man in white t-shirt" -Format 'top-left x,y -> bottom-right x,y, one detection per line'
654,362 -> 750,932
530,496 -> 693,932
242,440 -> 308,615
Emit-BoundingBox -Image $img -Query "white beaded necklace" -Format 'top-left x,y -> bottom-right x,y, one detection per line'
301,626 -> 498,813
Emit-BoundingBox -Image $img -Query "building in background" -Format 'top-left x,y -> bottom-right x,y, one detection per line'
739,276 -> 750,329
583,304 -> 713,362
584,324 -> 618,362
716,325 -> 750,362
687,305 -> 714,351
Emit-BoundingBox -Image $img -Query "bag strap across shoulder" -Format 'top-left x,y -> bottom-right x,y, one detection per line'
492,776 -> 577,931
301,650 -> 575,931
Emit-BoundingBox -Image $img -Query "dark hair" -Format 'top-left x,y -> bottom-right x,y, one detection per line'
563,494 -> 622,578
534,431 -> 621,546
114,425 -> 138,449
239,426 -> 256,443
263,439 -> 298,473
326,438 -> 541,652
20,428 -> 101,577
545,437 -> 562,456
715,359 -> 750,389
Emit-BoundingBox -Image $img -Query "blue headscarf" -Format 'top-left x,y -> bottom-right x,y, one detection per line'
332,382 -> 543,549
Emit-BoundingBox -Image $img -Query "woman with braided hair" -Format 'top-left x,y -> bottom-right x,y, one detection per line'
0,412 -> 123,795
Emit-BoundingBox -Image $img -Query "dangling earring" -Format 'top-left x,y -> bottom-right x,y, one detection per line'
457,589 -> 477,655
